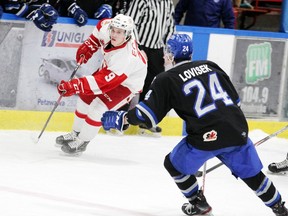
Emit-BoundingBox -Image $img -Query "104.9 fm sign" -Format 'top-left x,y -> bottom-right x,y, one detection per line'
232,38 -> 286,118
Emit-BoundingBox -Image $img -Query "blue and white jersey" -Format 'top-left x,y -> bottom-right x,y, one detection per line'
127,60 -> 248,151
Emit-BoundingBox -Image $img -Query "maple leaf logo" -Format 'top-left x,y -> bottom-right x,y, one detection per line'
203,130 -> 218,142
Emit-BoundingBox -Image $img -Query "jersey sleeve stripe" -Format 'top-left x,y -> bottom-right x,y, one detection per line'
136,102 -> 159,127
84,76 -> 102,95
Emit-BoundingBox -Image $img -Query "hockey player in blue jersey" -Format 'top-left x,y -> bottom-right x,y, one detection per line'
100,33 -> 288,216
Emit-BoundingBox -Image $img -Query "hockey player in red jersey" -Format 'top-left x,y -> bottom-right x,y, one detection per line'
56,14 -> 147,155
101,33 -> 288,216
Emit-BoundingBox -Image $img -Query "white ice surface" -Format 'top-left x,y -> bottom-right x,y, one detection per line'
0,129 -> 287,216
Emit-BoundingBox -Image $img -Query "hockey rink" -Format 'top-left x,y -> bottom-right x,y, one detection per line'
0,129 -> 287,216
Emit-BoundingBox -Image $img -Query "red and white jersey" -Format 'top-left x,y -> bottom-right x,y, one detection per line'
80,19 -> 147,96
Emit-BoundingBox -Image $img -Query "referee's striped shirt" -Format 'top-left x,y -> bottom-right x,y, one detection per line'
126,0 -> 176,49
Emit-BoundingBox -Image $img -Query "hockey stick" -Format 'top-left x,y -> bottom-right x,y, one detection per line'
195,124 -> 288,177
200,162 -> 207,193
35,57 -> 84,143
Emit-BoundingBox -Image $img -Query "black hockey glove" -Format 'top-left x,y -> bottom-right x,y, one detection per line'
101,111 -> 129,132
26,4 -> 58,32
67,3 -> 88,27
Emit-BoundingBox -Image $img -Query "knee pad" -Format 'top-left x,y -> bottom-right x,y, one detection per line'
164,154 -> 181,177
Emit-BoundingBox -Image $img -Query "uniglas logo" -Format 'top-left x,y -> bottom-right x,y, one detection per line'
41,31 -> 86,48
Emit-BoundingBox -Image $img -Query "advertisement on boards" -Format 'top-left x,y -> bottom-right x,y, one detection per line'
232,38 -> 286,118
16,22 -> 102,112
0,22 -> 25,108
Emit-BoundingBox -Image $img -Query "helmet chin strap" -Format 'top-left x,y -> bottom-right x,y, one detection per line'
125,35 -> 131,41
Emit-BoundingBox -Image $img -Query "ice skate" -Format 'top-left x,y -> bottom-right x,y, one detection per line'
61,137 -> 90,156
182,190 -> 213,215
268,153 -> 288,175
272,201 -> 288,216
138,125 -> 162,138
55,131 -> 79,148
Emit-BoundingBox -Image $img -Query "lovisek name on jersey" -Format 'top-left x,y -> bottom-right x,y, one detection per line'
179,64 -> 212,82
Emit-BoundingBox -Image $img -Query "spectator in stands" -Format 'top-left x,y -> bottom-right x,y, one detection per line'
240,0 -> 254,9
76,0 -> 113,19
125,0 -> 175,136
233,0 -> 241,7
94,3 -> 112,19
58,0 -> 88,26
1,0 -> 88,31
174,0 -> 235,29
112,0 -> 131,17
0,5 -> 3,19
76,0 -> 132,20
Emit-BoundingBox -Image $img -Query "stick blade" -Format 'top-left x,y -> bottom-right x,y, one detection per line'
30,132 -> 40,144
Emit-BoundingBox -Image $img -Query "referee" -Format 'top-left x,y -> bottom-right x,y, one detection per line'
126,0 -> 175,134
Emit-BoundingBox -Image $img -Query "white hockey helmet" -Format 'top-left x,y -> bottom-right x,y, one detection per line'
110,14 -> 134,38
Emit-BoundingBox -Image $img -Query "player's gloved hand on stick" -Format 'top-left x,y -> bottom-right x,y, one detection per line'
77,54 -> 85,64
57,79 -> 83,97
101,111 -> 129,131
67,3 -> 88,26
26,3 -> 58,32
94,4 -> 112,19
76,34 -> 99,63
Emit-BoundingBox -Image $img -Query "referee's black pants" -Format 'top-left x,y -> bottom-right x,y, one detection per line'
139,46 -> 165,101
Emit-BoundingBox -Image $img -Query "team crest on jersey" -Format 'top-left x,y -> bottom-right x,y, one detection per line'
203,130 -> 217,142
